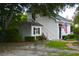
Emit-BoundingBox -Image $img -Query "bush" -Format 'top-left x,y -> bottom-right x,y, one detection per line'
62,35 -> 68,40
0,31 -> 5,42
25,34 -> 47,42
62,34 -> 77,40
3,29 -> 23,42
67,34 -> 76,39
25,36 -> 35,42
37,34 -> 47,41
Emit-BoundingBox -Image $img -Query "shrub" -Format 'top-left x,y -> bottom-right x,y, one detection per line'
62,34 -> 77,40
25,34 -> 47,42
0,31 -> 5,42
37,34 -> 47,41
25,36 -> 35,42
62,35 -> 68,40
4,29 -> 23,42
68,34 -> 76,39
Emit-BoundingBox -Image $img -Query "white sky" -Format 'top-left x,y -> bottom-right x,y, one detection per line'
59,5 -> 78,20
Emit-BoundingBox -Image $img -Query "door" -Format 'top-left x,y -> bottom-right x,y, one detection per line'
59,24 -> 62,39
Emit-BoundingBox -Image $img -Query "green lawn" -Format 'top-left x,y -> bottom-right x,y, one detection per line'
46,41 -> 71,50
46,41 -> 79,56
48,52 -> 79,56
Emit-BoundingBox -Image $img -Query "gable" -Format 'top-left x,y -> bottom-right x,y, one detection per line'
52,15 -> 72,24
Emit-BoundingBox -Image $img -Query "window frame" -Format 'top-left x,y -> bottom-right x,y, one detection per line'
31,26 -> 42,36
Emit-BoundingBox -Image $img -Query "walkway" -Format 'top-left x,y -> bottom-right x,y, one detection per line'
66,40 -> 79,51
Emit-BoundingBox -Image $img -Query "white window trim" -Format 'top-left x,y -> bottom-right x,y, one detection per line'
31,26 -> 42,36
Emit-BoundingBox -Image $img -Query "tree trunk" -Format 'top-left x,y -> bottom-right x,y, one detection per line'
32,13 -> 36,21
7,12 -> 14,28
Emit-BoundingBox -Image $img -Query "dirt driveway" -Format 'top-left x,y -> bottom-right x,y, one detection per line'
0,42 -> 79,56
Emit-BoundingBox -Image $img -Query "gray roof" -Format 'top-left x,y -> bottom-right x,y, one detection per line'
21,21 -> 43,26
52,14 -> 71,22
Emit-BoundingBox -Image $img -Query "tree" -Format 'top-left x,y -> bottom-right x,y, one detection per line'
26,3 -> 75,21
0,3 -> 27,41
8,13 -> 27,29
73,9 -> 79,40
0,3 -> 27,30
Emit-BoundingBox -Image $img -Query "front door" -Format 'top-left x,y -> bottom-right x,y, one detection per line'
59,24 -> 62,39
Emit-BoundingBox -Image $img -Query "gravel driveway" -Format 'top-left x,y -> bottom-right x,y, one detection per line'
0,42 -> 79,56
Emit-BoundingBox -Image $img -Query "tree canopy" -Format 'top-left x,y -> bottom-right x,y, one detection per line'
26,3 -> 75,20
0,3 -> 27,30
73,12 -> 79,34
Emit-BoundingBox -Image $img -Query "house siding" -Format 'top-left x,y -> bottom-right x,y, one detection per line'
36,16 -> 59,40
19,24 -> 31,39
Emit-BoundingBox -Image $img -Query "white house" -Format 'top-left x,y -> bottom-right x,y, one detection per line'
35,15 -> 72,40
19,13 -> 72,40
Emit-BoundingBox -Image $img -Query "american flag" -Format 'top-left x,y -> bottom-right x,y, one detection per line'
63,22 -> 67,33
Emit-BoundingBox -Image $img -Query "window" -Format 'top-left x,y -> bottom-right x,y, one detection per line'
38,28 -> 40,34
32,26 -> 41,36
33,27 -> 36,35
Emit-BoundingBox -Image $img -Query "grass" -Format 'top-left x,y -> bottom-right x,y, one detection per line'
66,53 -> 79,56
59,53 -> 79,56
47,52 -> 79,56
72,41 -> 79,46
46,41 -> 71,50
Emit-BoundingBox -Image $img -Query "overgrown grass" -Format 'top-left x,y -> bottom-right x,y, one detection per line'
46,41 -> 71,50
66,53 -> 79,56
48,52 -> 79,56
72,41 -> 79,46
59,53 -> 79,56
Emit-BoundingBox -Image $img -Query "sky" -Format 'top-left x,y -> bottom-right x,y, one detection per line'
59,5 -> 78,20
